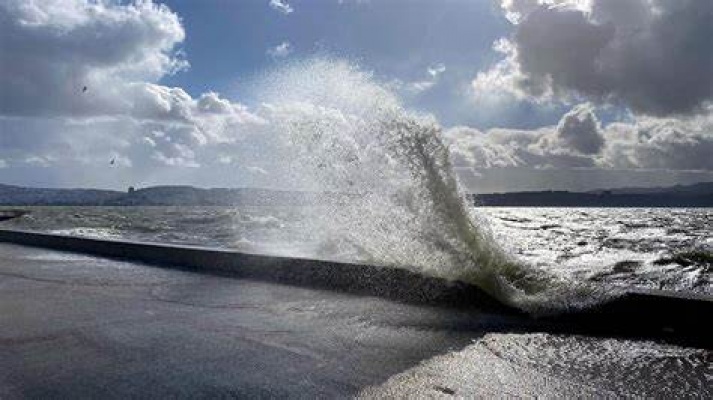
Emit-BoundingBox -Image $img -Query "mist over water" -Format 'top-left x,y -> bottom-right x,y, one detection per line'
247,59 -> 611,312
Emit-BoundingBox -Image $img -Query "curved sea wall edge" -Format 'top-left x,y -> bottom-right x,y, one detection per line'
0,228 -> 510,311
0,228 -> 710,348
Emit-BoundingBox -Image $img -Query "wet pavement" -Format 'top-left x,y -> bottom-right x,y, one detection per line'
1,242 -> 710,398
0,242 -> 515,398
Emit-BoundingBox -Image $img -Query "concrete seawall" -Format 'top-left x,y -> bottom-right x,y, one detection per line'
0,229 -> 509,311
0,228 -> 710,348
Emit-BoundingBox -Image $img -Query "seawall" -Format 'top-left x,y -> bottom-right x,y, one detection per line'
0,228 -> 508,311
0,228 -> 710,348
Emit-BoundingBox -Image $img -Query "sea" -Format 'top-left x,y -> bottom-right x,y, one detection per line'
1,205 -> 710,298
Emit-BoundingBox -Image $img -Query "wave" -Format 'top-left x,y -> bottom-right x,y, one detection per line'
247,58 -> 615,313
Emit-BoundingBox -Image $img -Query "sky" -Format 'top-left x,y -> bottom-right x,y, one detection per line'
0,0 -> 711,192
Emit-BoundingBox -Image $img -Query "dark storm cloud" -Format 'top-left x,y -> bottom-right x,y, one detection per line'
492,0 -> 713,116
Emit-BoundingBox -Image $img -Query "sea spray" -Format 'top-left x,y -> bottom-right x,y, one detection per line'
246,58 -> 614,313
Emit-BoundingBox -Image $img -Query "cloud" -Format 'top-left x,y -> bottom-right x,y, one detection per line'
151,142 -> 200,168
550,103 -> 604,155
500,0 -> 541,24
481,0 -> 713,116
0,0 -> 187,118
471,38 -> 532,104
24,156 -> 55,168
269,0 -> 294,15
445,104 -> 713,172
266,41 -> 293,58
197,92 -> 236,114
1,1 -> 708,192
0,0 -> 264,187
427,63 -> 446,78
247,166 -> 268,175
408,80 -> 436,93
600,113 -> 713,171
402,63 -> 447,94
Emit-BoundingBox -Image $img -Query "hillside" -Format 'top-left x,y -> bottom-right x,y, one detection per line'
472,182 -> 713,207
0,184 -> 121,206
2,182 -> 712,207
0,184 -> 314,206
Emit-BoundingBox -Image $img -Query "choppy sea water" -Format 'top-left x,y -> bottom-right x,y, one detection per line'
485,207 -> 711,295
1,206 -> 710,296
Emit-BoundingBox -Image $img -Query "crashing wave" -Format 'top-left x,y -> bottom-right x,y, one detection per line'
240,58 -> 616,313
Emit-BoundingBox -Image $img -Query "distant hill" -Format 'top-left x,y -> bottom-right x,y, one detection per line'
0,184 -> 312,206
107,186 -> 314,206
587,181 -> 713,195
0,184 -> 121,206
471,182 -> 713,207
1,182 -> 712,207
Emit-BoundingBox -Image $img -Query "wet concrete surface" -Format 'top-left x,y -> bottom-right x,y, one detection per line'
2,241 -> 710,398
0,243 -> 521,398
1,229 -> 710,350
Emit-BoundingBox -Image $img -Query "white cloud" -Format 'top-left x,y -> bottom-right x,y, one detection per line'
500,0 -> 541,24
151,142 -> 200,168
24,155 -> 55,168
247,166 -> 268,175
427,63 -> 446,78
0,159 -> 7,169
481,0 -> 713,116
600,113 -> 713,171
269,0 -> 294,15
408,80 -> 436,93
404,63 -> 447,94
472,38 -> 536,103
266,41 -> 293,58
0,0 -> 265,185
197,92 -> 235,114
0,0 -> 188,118
445,104 -> 713,172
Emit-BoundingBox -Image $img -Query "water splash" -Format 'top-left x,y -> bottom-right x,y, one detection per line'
250,58 -> 613,313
